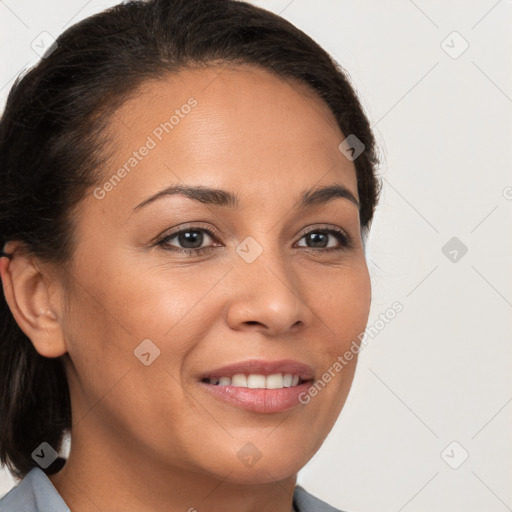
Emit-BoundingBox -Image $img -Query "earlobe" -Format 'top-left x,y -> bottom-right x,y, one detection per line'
0,241 -> 68,358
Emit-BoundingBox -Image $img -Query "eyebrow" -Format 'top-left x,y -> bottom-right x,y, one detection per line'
132,183 -> 360,213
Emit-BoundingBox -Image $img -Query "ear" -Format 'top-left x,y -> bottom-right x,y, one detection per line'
0,241 -> 68,358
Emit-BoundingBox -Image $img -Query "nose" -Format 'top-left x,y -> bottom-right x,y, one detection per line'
225,244 -> 314,337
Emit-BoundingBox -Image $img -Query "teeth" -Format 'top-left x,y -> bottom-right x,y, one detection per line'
283,373 -> 293,387
265,374 -> 284,389
231,374 -> 247,387
207,373 -> 302,389
247,374 -> 266,388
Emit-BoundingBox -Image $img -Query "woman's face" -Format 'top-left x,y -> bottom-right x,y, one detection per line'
55,64 -> 371,484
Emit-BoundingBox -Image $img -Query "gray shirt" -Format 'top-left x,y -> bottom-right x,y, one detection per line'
0,467 -> 345,512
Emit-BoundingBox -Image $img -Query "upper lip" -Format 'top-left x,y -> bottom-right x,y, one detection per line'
199,359 -> 315,381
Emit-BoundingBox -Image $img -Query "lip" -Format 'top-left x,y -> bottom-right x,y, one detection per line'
198,358 -> 315,380
198,381 -> 313,413
197,358 -> 315,413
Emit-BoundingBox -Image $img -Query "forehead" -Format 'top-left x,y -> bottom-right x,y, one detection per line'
95,63 -> 358,215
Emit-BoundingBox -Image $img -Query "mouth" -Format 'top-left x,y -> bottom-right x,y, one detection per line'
201,373 -> 306,389
197,359 -> 315,413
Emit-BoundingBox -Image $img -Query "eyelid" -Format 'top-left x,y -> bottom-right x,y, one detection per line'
296,223 -> 349,238
155,222 -> 353,253
155,222 -> 221,243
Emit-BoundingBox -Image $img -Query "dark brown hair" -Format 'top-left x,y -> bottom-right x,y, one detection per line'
0,0 -> 381,479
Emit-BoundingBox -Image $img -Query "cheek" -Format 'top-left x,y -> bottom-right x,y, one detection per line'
297,262 -> 371,427
63,258 -> 229,390
312,262 -> 372,347
308,262 -> 370,385
59,259 -> 218,451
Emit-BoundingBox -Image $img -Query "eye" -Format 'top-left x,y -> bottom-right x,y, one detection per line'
295,226 -> 352,252
155,224 -> 353,256
156,224 -> 221,256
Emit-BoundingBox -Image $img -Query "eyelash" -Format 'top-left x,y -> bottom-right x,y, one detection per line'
155,224 -> 353,256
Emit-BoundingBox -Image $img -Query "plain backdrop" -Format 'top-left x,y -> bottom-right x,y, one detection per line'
1,1 -> 511,511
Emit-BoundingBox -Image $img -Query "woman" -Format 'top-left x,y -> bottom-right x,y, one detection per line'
0,0 -> 380,510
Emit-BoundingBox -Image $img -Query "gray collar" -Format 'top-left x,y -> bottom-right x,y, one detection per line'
0,467 -> 345,512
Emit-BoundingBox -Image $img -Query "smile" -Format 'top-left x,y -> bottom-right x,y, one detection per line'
203,373 -> 301,389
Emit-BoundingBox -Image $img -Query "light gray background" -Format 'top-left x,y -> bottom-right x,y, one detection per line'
1,1 -> 511,511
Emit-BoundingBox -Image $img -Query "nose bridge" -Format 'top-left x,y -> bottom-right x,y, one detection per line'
232,215 -> 303,291
235,231 -> 290,285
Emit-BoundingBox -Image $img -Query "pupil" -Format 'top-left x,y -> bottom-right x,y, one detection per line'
179,231 -> 203,249
309,232 -> 327,248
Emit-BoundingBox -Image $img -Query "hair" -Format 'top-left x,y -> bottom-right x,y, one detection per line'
0,0 -> 381,480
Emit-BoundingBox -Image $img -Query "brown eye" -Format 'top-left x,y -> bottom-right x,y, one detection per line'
157,227 -> 220,255
156,224 -> 353,256
295,228 -> 352,252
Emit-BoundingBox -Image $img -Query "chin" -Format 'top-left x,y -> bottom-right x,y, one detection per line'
221,462 -> 301,486
205,445 -> 313,485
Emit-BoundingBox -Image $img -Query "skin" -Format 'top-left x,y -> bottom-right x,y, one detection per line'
0,63 -> 371,512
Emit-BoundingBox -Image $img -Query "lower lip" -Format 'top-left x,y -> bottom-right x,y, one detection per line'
198,380 -> 313,413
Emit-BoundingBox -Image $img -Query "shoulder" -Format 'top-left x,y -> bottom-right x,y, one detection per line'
293,484 -> 348,512
0,467 -> 70,512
